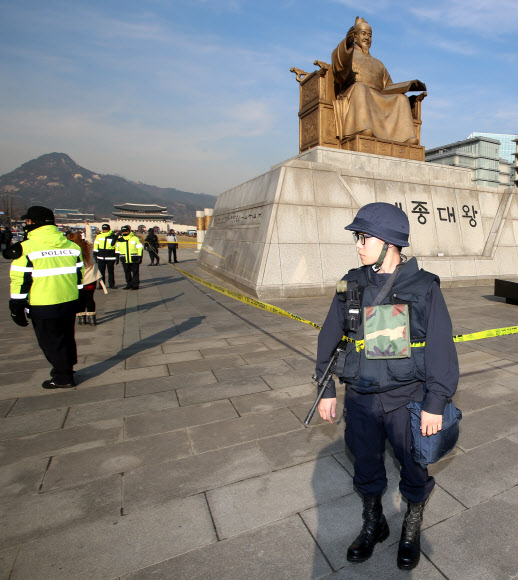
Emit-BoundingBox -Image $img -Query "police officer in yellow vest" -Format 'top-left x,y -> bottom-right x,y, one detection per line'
8,206 -> 83,389
115,225 -> 143,290
93,223 -> 118,289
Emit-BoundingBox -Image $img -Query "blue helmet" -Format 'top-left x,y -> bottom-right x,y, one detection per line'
345,202 -> 410,247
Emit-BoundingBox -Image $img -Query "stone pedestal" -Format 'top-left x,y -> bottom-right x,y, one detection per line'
198,147 -> 517,299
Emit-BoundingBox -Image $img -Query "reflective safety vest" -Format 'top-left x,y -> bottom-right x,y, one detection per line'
115,232 -> 143,263
10,225 -> 83,317
93,230 -> 118,260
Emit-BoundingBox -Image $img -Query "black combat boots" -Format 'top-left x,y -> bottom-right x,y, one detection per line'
397,499 -> 426,570
347,495 -> 390,563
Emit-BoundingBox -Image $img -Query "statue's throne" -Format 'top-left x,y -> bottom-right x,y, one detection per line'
291,61 -> 427,161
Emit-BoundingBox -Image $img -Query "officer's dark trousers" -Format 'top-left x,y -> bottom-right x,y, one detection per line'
98,260 -> 115,287
122,262 -> 140,289
344,389 -> 435,503
32,316 -> 77,384
167,244 -> 178,262
148,249 -> 159,265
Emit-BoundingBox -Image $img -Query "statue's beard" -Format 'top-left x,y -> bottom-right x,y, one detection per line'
356,41 -> 370,56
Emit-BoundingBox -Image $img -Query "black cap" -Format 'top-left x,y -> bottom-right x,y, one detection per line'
102,223 -> 110,230
120,225 -> 131,233
21,206 -> 55,225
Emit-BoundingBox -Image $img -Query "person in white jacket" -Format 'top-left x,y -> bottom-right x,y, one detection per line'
66,223 -> 102,325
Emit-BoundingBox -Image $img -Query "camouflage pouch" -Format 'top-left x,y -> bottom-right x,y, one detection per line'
364,304 -> 411,359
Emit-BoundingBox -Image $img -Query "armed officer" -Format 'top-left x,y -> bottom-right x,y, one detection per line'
93,223 -> 118,288
8,206 -> 83,389
115,225 -> 143,290
315,202 -> 459,570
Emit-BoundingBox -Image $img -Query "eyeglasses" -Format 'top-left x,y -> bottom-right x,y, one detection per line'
352,232 -> 373,245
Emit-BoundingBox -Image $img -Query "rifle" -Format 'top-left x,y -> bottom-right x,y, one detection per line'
304,340 -> 347,426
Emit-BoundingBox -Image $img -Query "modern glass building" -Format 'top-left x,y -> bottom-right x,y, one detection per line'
425,135 -> 513,189
468,132 -> 517,164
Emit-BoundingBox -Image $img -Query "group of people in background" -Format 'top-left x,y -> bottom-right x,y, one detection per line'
5,205 -> 182,390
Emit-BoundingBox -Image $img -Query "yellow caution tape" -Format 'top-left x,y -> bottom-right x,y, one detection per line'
170,263 -> 322,331
158,253 -> 518,348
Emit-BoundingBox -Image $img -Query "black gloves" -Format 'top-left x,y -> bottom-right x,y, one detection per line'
2,242 -> 23,260
116,258 -> 120,265
9,299 -> 29,327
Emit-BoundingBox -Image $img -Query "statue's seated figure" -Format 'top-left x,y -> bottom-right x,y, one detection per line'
332,16 -> 425,145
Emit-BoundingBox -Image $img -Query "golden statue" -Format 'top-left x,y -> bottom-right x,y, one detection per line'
291,16 -> 427,160
332,17 -> 424,145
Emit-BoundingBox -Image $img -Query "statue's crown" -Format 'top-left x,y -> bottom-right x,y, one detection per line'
354,16 -> 370,30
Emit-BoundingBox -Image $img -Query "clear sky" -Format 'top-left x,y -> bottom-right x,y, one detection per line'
0,0 -> 516,195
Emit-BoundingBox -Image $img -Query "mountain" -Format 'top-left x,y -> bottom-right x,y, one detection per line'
0,153 -> 217,225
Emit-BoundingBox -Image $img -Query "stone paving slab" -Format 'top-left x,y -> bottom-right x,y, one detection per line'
187,407 -> 303,454
458,366 -> 518,389
7,383 -> 125,416
452,381 -> 518,413
283,355 -> 318,372
239,346 -> 312,365
429,437 -> 518,507
125,349 -> 203,369
124,370 -> 216,397
1,357 -> 61,374
176,376 -> 270,406
10,494 -> 217,580
213,359 -> 294,382
457,350 -> 504,370
74,362 -> 170,389
231,382 -> 315,415
422,486 -> 518,580
0,474 -> 121,550
167,353 -> 246,375
42,429 -> 192,491
455,403 -> 518,450
199,342 -> 272,359
124,398 -> 237,439
0,548 -> 18,580
223,333 -> 284,346
261,368 -> 316,389
206,455 -> 352,539
0,399 -> 15,418
122,515 -> 332,580
0,407 -> 68,440
64,390 -> 179,428
123,442 -> 271,512
257,423 -> 344,470
0,456 -> 50,500
0,419 -> 124,465
161,338 -> 230,353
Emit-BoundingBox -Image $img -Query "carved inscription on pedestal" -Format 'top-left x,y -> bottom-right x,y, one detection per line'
213,207 -> 265,228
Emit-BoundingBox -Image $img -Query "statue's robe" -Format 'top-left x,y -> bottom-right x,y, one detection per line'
332,41 -> 416,143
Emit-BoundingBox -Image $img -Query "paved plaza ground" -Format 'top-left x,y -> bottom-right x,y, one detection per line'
2,246 -> 518,579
